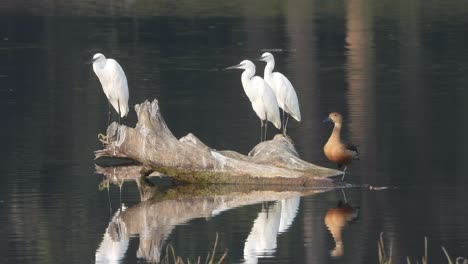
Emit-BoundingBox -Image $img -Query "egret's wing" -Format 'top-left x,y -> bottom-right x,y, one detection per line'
271,74 -> 286,108
273,72 -> 301,121
93,64 -> 112,99
107,59 -> 130,117
248,77 -> 266,121
253,77 -> 281,129
251,100 -> 266,121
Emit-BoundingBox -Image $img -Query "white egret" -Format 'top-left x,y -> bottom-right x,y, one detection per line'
91,53 -> 129,126
258,52 -> 301,136
224,60 -> 281,141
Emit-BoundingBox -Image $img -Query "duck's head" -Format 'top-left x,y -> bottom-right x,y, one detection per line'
323,112 -> 343,124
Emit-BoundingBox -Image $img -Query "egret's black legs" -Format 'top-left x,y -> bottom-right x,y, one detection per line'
115,100 -> 121,150
117,100 -> 121,125
107,102 -> 112,127
106,181 -> 113,218
283,115 -> 290,136
260,120 -> 264,142
342,166 -> 348,181
281,109 -> 285,134
263,113 -> 269,141
118,177 -> 123,212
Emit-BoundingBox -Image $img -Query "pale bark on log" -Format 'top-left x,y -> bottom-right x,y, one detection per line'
95,99 -> 341,186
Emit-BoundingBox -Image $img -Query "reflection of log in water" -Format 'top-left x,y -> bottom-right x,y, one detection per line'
96,176 -> 323,263
95,165 -> 154,183
324,201 -> 360,257
95,99 -> 341,186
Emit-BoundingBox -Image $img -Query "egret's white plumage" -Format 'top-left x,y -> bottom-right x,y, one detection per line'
258,52 -> 301,134
92,53 -> 129,119
224,60 -> 281,141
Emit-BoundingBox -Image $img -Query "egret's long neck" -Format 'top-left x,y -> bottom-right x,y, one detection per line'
264,60 -> 275,81
241,68 -> 255,99
241,67 -> 255,82
329,123 -> 342,143
93,60 -> 107,71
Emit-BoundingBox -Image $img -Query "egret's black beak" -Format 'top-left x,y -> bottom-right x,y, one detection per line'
223,64 -> 241,71
256,56 -> 265,61
87,57 -> 98,64
323,117 -> 333,123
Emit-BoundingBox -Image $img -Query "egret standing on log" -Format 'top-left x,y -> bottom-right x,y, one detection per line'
91,53 -> 129,126
323,112 -> 359,180
257,52 -> 301,136
223,60 -> 281,142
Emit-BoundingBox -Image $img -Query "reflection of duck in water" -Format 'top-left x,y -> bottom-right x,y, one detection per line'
324,201 -> 359,257
95,205 -> 129,263
323,112 -> 359,180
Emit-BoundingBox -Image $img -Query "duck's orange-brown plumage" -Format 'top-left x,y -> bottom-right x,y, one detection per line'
323,112 -> 358,177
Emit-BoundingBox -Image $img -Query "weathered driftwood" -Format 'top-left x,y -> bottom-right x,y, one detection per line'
95,99 -> 341,186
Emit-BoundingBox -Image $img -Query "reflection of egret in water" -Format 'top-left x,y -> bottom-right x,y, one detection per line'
244,202 -> 282,264
99,167 -> 126,216
244,197 -> 301,264
324,199 -> 359,257
278,197 -> 300,234
98,179 -> 114,217
95,205 -> 129,263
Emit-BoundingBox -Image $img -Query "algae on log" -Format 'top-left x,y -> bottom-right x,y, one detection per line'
94,99 -> 341,186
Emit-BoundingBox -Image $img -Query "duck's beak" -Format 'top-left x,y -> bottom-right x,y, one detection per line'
222,63 -> 241,70
323,117 -> 332,123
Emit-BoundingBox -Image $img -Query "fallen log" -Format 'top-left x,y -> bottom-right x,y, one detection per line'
95,99 -> 341,186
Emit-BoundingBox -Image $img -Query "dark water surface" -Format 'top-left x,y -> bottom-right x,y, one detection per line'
1,1 -> 468,263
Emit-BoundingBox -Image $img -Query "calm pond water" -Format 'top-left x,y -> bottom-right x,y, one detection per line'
1,0 -> 468,263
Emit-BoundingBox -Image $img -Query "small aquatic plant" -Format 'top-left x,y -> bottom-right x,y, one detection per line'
378,233 -> 467,264
161,233 -> 228,264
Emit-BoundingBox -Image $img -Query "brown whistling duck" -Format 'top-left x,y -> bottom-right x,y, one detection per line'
323,112 -> 359,180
